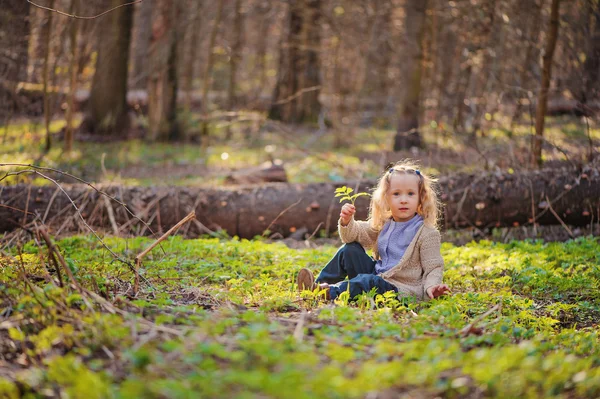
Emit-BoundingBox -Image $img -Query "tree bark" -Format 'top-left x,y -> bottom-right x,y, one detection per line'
147,0 -> 182,141
42,0 -> 55,152
532,0 -> 560,168
183,1 -> 202,113
81,0 -> 134,138
580,0 -> 600,107
268,0 -> 322,124
394,0 -> 428,151
254,2 -> 272,99
65,0 -> 80,153
0,0 -> 30,131
228,0 -> 244,111
2,166 -> 598,239
510,0 -> 543,128
200,0 -> 225,147
130,0 -> 153,90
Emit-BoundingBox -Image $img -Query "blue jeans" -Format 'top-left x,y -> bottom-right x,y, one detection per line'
316,242 -> 398,300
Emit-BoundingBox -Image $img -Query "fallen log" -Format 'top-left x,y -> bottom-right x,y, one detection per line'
0,165 -> 598,239
224,161 -> 288,185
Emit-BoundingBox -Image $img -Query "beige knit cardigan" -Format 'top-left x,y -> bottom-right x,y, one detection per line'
338,217 -> 444,301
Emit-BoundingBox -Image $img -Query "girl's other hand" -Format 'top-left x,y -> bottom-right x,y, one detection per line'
340,203 -> 356,226
426,284 -> 451,299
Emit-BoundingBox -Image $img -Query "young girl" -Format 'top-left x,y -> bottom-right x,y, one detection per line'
297,160 -> 450,301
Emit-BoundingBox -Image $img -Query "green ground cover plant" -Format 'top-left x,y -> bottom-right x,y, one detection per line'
1,234 -> 599,398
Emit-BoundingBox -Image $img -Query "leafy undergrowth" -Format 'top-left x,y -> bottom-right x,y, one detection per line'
1,235 -> 599,398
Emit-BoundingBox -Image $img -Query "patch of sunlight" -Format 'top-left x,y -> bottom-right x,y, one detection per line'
287,153 -> 380,183
207,146 -> 264,168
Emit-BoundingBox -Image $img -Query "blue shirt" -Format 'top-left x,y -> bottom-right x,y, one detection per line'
375,214 -> 424,274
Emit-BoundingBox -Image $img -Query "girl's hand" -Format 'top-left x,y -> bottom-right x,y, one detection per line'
340,203 -> 356,226
426,284 -> 451,299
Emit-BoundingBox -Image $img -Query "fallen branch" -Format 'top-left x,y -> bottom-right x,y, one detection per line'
134,211 -> 196,294
459,304 -> 502,337
545,195 -> 574,238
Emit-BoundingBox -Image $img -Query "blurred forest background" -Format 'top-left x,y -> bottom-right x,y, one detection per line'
1,0 -> 598,163
1,0 -> 599,240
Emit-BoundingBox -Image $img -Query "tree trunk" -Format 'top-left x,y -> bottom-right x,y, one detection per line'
394,0 -> 428,151
510,0 -> 543,128
268,0 -> 322,124
183,2 -> 202,113
2,166 -> 598,239
81,0 -> 134,138
228,0 -> 244,111
580,0 -> 600,107
532,0 -> 560,168
42,0 -> 55,152
200,0 -> 225,147
147,0 -> 182,141
65,0 -> 80,153
254,3 -> 272,100
0,0 -> 30,131
225,0 -> 245,140
130,0 -> 153,90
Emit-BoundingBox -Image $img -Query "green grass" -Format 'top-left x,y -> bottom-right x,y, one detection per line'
1,235 -> 599,398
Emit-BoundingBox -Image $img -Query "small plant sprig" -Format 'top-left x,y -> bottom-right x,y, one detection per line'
334,186 -> 371,205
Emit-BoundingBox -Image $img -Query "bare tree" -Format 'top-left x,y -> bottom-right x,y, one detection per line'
580,0 -> 600,107
42,0 -> 55,152
228,0 -> 245,110
532,0 -> 561,167
510,0 -> 543,128
65,0 -> 80,153
130,0 -> 153,89
269,0 -> 322,124
394,0 -> 428,151
0,0 -> 30,140
183,1 -> 202,113
147,0 -> 183,141
200,0 -> 225,147
81,0 -> 134,138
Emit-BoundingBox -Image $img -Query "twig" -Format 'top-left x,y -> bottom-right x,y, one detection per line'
22,186 -> 32,226
293,310 -> 307,343
1,169 -> 152,288
459,304 -> 501,337
584,115 -> 596,162
37,227 -> 80,291
134,212 -> 196,294
0,204 -> 36,217
452,186 -> 471,226
263,198 -> 303,237
324,195 -> 337,238
273,86 -> 321,105
528,179 -> 537,236
118,194 -> 166,233
545,195 -> 574,238
0,164 -> 159,238
42,186 -> 61,223
103,196 -> 119,235
305,222 -> 323,242
27,0 -> 143,20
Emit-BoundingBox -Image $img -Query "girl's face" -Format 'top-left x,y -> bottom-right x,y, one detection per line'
386,173 -> 420,222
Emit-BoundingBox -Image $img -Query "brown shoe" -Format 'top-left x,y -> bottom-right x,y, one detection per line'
297,268 -> 316,292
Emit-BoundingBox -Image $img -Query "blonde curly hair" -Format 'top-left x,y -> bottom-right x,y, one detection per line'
368,159 -> 441,230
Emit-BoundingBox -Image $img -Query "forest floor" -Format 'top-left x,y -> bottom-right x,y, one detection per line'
0,234 -> 599,397
1,114 -> 599,397
1,113 -> 599,187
